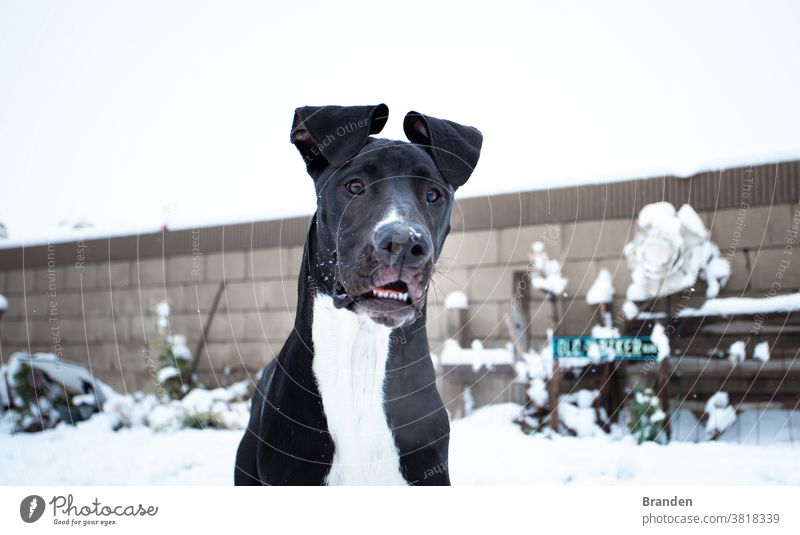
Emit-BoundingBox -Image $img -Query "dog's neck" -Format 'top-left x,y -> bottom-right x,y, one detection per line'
310,293 -> 407,485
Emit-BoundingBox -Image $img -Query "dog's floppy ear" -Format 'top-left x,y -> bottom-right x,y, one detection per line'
403,111 -> 483,190
291,104 -> 389,177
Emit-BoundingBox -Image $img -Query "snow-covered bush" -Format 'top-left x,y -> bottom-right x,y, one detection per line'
153,302 -> 195,399
586,268 -> 614,305
513,331 -> 556,432
103,380 -> 251,432
529,241 -> 567,297
4,353 -> 104,432
558,389 -> 603,437
704,391 -> 736,440
629,387 -> 668,444
624,202 -> 730,301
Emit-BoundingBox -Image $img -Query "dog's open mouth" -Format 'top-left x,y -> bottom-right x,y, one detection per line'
361,280 -> 412,305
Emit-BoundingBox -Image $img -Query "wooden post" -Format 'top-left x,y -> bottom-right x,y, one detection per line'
446,307 -> 469,348
658,296 -> 672,423
548,295 -> 560,432
187,281 -> 225,388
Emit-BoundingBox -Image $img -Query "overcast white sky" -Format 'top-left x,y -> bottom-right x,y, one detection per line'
1,0 -> 799,246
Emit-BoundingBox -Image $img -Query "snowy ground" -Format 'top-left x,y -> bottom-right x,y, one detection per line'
1,404 -> 798,485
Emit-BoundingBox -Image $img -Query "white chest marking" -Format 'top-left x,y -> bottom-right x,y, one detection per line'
311,294 -> 407,485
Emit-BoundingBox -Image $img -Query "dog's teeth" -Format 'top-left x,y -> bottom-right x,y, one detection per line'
401,293 -> 407,301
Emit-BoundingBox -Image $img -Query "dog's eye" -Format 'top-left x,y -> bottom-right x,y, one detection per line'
345,180 -> 365,195
425,188 -> 442,203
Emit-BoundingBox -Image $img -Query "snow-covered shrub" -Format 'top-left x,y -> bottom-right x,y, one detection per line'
103,380 -> 251,432
558,389 -> 603,437
629,387 -> 667,444
624,202 -> 730,301
4,353 -> 102,432
704,391 -> 736,440
586,269 -> 614,305
529,241 -> 567,297
153,302 -> 194,399
513,332 -> 556,433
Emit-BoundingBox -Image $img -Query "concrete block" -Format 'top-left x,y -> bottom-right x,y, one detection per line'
707,204 -> 793,251
134,258 -> 166,286
206,251 -> 248,282
252,248 -> 289,280
562,218 -> 634,261
498,224 -> 561,265
439,230 -> 499,269
95,261 -> 132,289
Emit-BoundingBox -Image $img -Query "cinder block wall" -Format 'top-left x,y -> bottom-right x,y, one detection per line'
1,162 -> 798,396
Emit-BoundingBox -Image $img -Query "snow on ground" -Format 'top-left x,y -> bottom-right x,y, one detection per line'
1,404 -> 798,486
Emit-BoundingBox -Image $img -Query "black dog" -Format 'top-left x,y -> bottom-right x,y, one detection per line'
234,104 -> 482,485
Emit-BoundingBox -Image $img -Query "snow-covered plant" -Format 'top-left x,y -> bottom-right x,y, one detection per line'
4,353 -> 97,432
153,302 -> 194,399
624,202 -> 730,301
513,331 -> 555,433
529,241 -> 567,297
629,387 -> 667,444
558,389 -> 602,437
586,268 -> 614,306
704,391 -> 736,440
103,380 -> 251,432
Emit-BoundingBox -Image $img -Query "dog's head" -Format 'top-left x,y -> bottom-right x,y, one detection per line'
291,104 -> 482,328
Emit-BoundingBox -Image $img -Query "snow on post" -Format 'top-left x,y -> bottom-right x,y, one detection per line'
728,340 -> 746,364
586,268 -> 614,305
621,300 -> 639,320
444,291 -> 469,310
753,341 -> 770,362
650,323 -> 670,362
623,202 -> 730,301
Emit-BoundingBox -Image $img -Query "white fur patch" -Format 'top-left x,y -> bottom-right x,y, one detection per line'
374,207 -> 404,232
311,293 -> 407,485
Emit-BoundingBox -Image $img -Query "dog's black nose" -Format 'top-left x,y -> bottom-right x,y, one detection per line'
374,222 -> 432,269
